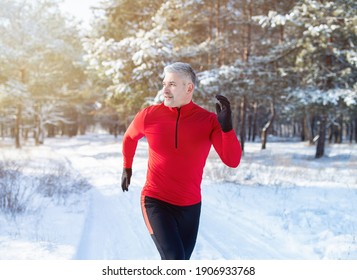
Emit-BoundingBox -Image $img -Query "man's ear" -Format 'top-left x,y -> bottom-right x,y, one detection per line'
187,82 -> 194,94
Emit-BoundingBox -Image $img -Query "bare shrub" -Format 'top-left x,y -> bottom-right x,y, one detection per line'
0,161 -> 35,216
37,162 -> 91,205
0,159 -> 91,217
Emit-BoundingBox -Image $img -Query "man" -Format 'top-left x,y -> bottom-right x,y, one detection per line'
121,62 -> 242,260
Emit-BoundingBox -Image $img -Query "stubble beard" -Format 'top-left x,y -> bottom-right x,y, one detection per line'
164,96 -> 175,107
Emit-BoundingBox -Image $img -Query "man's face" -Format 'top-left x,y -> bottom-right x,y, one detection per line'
162,72 -> 193,108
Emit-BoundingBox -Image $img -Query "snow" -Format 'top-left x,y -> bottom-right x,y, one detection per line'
0,133 -> 356,260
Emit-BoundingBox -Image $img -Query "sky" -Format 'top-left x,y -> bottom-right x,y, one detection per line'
59,0 -> 100,29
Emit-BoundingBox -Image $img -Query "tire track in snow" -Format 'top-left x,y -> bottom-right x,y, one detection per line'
54,136 -> 156,259
74,188 -> 148,259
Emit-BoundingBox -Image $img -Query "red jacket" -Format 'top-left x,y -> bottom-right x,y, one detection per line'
122,101 -> 242,206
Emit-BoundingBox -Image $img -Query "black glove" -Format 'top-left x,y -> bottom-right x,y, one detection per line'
121,168 -> 132,192
215,95 -> 233,132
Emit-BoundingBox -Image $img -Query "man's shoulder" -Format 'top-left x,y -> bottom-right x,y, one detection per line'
192,102 -> 216,117
149,103 -> 167,113
140,103 -> 164,114
138,103 -> 169,120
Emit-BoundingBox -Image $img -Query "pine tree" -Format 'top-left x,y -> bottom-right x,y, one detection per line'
255,0 -> 357,156
0,0 -> 88,147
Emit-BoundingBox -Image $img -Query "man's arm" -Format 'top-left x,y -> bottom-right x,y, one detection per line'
121,109 -> 146,191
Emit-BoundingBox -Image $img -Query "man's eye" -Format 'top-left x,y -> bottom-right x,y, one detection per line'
163,83 -> 176,87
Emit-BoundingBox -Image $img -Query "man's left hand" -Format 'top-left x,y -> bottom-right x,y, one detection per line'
215,95 -> 233,132
121,168 -> 132,192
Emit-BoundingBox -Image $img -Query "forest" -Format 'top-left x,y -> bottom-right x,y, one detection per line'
0,0 -> 356,158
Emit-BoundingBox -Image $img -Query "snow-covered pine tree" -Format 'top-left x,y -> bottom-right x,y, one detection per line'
255,0 -> 357,157
0,0 -> 88,147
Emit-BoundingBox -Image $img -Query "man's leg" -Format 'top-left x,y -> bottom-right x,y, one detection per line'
176,202 -> 201,260
141,196 -> 185,260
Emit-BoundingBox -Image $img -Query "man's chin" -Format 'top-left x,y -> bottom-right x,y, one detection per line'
164,100 -> 175,107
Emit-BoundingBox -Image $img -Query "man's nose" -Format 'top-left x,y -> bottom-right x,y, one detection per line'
162,85 -> 169,92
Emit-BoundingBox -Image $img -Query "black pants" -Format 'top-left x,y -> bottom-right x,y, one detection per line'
141,196 -> 201,260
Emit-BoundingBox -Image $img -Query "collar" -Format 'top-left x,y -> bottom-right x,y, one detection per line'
166,101 -> 195,113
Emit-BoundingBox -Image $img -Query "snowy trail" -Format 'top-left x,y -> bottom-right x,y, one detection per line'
74,188 -> 153,259
71,178 -> 157,259
53,134 -> 158,259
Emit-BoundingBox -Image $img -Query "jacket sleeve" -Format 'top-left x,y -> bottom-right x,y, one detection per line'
122,109 -> 146,168
210,117 -> 242,168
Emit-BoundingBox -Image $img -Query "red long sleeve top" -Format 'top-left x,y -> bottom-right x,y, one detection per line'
122,101 -> 242,206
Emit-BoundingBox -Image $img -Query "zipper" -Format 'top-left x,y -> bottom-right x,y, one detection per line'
175,108 -> 181,149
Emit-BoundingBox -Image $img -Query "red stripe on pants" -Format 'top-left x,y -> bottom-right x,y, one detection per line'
141,195 -> 153,234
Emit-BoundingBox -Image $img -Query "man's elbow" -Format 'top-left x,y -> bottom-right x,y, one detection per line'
226,149 -> 242,168
227,158 -> 241,168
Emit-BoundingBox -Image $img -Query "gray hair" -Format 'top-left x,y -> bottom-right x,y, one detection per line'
164,62 -> 197,86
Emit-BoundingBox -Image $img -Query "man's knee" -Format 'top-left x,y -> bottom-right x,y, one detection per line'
160,248 -> 185,260
151,234 -> 185,260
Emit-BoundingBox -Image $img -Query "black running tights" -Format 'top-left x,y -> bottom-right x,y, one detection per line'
141,196 -> 201,260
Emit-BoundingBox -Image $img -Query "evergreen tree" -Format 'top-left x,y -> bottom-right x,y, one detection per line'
0,0 -> 89,147
255,0 -> 357,156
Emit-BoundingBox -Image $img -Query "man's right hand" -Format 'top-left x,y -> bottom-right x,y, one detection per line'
121,168 -> 132,192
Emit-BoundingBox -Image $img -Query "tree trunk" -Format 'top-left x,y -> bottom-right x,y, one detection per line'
240,95 -> 247,152
15,104 -> 22,149
242,0 -> 252,63
354,117 -> 357,143
248,113 -> 252,141
215,0 -> 222,66
261,100 -> 276,149
218,1 -> 228,65
233,97 -> 240,136
15,68 -> 27,149
301,116 -> 307,141
238,0 -> 252,153
315,115 -> 327,158
252,101 -> 258,142
207,2 -> 214,67
47,124 -> 56,138
337,114 -> 343,143
34,103 -> 44,145
348,120 -> 353,143
309,114 -> 315,144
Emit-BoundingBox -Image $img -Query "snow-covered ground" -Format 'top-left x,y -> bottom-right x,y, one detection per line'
0,133 -> 356,260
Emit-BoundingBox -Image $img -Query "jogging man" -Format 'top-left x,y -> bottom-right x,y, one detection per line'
121,62 -> 242,260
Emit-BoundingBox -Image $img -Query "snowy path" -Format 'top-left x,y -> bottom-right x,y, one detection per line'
52,134 -> 158,259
